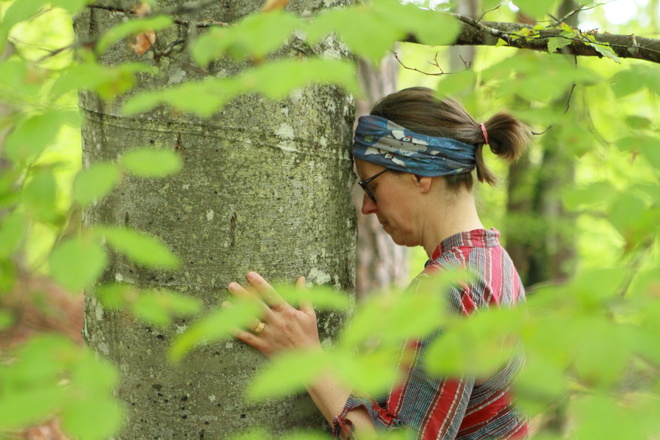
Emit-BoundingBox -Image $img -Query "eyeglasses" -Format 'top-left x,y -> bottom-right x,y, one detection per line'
357,168 -> 389,203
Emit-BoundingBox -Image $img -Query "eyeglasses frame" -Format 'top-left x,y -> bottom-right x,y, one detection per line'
357,168 -> 390,203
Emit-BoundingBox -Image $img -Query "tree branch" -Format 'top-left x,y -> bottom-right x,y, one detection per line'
404,15 -> 660,64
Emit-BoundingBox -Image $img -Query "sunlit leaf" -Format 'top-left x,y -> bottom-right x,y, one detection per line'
52,62 -> 154,100
548,37 -> 571,54
0,0 -> 45,38
0,308 -> 14,331
511,0 -> 560,19
94,226 -> 180,269
0,210 -> 27,258
0,386 -> 68,429
169,300 -> 261,362
5,110 -> 79,163
97,15 -> 173,54
247,350 -> 327,399
122,59 -> 357,117
274,283 -> 351,311
562,181 -> 616,211
121,148 -> 182,177
191,10 -> 302,65
435,70 -> 477,98
73,162 -> 121,206
132,289 -> 202,326
50,0 -> 86,14
69,353 -> 119,396
61,398 -> 124,440
21,169 -> 58,223
308,7 -> 403,63
96,283 -> 137,309
49,237 -> 108,292
572,394 -> 646,440
333,349 -> 401,396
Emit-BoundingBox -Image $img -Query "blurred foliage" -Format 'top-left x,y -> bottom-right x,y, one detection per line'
1,0 -> 659,438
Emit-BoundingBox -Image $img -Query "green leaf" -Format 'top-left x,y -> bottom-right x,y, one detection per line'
169,300 -> 261,362
589,41 -> 620,63
374,1 -> 460,47
511,0 -> 560,19
562,181 -> 616,211
191,10 -> 302,65
69,353 -> 119,396
52,63 -> 154,100
618,135 -> 660,168
0,309 -> 14,331
273,283 -> 351,311
49,238 -> 108,292
0,0 -> 45,37
247,350 -> 327,399
495,38 -> 508,47
547,37 -> 571,53
61,398 -> 124,440
0,385 -> 68,429
122,59 -> 357,117
73,162 -> 121,206
121,148 -> 182,177
94,226 -> 179,269
5,111 -> 78,163
624,115 -> 653,130
97,15 -> 173,54
21,169 -> 58,223
0,260 -> 17,294
435,70 -> 476,98
0,210 -> 27,258
572,394 -> 646,440
50,0 -> 86,14
96,283 -> 137,309
132,289 -> 201,327
308,6 -> 403,63
332,349 -> 401,396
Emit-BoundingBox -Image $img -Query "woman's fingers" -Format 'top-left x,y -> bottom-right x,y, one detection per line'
222,300 -> 266,333
296,276 -> 315,316
226,282 -> 273,318
246,271 -> 287,309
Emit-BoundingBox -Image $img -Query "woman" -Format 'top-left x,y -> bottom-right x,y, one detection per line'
227,87 -> 531,439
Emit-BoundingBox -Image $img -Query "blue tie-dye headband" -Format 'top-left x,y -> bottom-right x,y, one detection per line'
352,115 -> 476,177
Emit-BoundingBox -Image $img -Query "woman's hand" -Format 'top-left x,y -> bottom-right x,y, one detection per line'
225,271 -> 321,358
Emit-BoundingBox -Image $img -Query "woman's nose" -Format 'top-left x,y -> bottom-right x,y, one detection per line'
361,193 -> 377,215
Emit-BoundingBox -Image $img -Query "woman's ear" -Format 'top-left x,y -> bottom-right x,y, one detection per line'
412,174 -> 433,194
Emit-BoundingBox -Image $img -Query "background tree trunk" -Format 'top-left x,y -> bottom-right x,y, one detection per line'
506,0 -> 578,287
354,57 -> 409,297
75,1 -> 355,438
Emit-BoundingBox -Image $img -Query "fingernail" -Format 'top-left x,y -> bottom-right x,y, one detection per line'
247,272 -> 257,280
227,282 -> 237,291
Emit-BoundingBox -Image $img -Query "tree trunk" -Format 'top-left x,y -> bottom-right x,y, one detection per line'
354,57 -> 409,297
75,1 -> 355,438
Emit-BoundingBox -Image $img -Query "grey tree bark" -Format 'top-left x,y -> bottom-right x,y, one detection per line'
75,1 -> 355,438
354,57 -> 409,297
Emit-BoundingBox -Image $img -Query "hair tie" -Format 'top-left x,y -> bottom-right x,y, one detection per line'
479,123 -> 489,145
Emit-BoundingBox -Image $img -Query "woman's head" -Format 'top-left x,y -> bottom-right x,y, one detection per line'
366,87 -> 531,191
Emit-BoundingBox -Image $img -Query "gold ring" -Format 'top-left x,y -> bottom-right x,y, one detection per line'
253,321 -> 266,334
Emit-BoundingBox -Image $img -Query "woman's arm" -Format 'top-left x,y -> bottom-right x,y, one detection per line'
226,272 -> 377,439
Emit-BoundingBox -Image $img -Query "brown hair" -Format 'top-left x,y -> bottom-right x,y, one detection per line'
370,87 -> 531,191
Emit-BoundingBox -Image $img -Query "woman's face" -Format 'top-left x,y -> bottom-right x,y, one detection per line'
355,159 -> 421,247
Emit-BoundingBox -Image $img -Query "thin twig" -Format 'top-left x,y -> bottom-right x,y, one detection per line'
476,4 -> 501,24
392,50 -> 472,77
552,2 -> 607,26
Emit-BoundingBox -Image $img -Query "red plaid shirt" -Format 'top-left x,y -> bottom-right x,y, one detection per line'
334,229 -> 528,440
